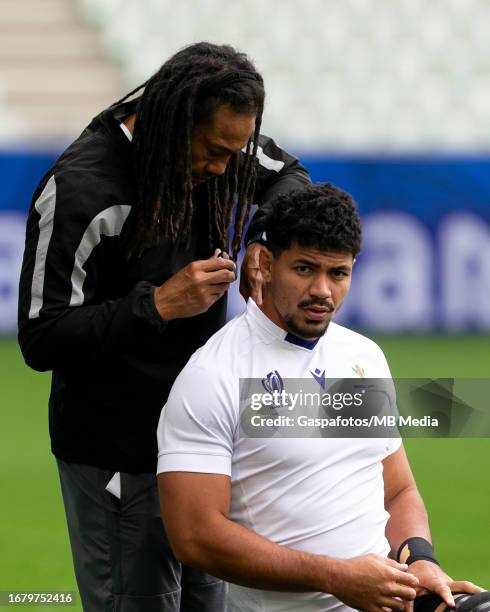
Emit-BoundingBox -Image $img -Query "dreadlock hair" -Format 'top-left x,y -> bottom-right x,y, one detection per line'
263,183 -> 362,258
115,42 -> 265,258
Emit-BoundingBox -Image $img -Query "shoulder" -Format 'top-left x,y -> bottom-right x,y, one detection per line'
186,311 -> 250,377
327,322 -> 382,352
165,314 -> 252,421
254,134 -> 289,171
39,129 -> 134,230
169,310 -> 257,395
326,322 -> 391,375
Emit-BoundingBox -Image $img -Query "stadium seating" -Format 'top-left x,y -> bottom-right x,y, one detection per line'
77,0 -> 490,151
0,0 -> 122,141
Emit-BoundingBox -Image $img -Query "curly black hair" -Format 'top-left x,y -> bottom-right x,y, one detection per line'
263,182 -> 362,257
114,42 -> 265,257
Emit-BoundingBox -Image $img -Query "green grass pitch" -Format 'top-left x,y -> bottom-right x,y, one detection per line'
0,335 -> 489,610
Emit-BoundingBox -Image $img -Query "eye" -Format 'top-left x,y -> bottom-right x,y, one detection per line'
332,269 -> 349,279
208,147 -> 230,160
295,265 -> 312,274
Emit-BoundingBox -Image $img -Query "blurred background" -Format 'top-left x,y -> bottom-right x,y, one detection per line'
1,0 -> 489,609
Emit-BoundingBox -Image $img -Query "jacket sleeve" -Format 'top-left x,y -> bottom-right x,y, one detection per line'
245,134 -> 312,245
17,172 -> 167,372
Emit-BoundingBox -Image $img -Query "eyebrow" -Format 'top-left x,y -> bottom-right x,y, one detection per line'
207,142 -> 237,155
330,264 -> 352,272
293,259 -> 352,271
293,258 -> 320,267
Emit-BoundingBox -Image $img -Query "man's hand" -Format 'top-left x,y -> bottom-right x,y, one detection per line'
239,242 -> 266,305
154,249 -> 236,320
406,560 -> 483,610
330,554 -> 419,612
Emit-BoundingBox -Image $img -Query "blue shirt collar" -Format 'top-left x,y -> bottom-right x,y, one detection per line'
284,333 -> 320,350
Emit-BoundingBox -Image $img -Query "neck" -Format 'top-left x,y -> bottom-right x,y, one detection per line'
259,292 -> 287,332
123,114 -> 136,135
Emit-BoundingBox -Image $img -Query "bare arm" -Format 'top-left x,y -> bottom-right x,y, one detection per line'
383,445 -> 482,606
383,444 -> 431,557
158,471 -> 418,611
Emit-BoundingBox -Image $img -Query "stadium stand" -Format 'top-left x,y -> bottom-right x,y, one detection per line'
0,0 -> 489,333
0,0 -> 123,141
78,0 -> 490,152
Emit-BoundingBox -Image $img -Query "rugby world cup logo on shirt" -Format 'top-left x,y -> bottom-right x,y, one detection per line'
261,370 -> 284,395
260,370 -> 289,409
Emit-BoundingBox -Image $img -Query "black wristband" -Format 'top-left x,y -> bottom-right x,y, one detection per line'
397,537 -> 440,566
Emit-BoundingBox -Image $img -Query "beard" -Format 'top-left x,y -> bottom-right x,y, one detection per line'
284,313 -> 331,341
282,298 -> 335,340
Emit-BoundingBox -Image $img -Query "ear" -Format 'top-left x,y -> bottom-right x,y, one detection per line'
259,247 -> 273,283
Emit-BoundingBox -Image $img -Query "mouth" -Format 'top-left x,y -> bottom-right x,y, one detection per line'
192,174 -> 213,185
301,304 -> 335,322
302,306 -> 331,321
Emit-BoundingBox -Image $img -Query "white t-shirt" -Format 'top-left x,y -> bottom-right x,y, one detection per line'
157,299 -> 401,612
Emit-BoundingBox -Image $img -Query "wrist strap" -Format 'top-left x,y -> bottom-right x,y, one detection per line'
397,537 -> 440,566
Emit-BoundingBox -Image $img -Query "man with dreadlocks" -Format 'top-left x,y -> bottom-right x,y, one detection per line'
17,42 -> 310,611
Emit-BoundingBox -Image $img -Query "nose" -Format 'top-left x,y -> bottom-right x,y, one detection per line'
309,274 -> 332,300
206,159 -> 228,176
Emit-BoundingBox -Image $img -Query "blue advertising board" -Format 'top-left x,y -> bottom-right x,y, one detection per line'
304,157 -> 490,331
0,151 -> 57,333
1,152 -> 489,333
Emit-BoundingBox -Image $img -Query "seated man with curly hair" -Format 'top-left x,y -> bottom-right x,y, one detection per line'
156,183 -> 483,611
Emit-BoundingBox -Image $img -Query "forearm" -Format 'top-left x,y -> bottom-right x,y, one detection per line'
385,484 -> 431,558
175,513 -> 337,593
18,281 -> 166,371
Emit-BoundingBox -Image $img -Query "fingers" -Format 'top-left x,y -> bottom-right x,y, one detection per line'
390,584 -> 417,601
386,559 -> 410,572
431,580 -> 483,608
250,280 -> 263,305
239,271 -> 251,301
243,242 -> 265,305
209,283 -> 231,296
200,253 -> 236,274
450,581 -> 485,595
248,244 -> 262,267
378,596 -> 406,611
207,269 -> 237,285
404,598 -> 415,612
435,585 -> 455,608
248,268 -> 264,306
391,569 -> 419,589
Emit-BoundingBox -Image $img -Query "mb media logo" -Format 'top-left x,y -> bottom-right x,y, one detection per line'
261,370 -> 284,394
311,368 -> 326,389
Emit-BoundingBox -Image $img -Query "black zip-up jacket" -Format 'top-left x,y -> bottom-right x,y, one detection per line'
18,101 -> 311,473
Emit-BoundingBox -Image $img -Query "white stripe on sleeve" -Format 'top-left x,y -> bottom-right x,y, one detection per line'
69,205 -> 131,306
29,175 -> 57,319
256,145 -> 285,172
242,144 -> 285,172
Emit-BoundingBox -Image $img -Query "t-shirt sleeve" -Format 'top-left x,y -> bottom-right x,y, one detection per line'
374,345 -> 403,457
157,363 -> 237,476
